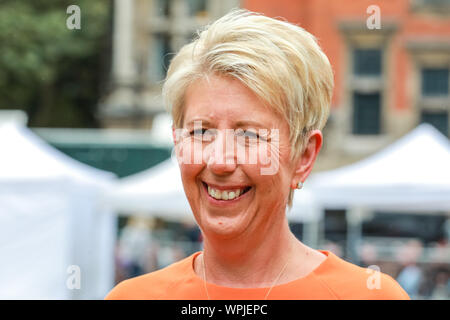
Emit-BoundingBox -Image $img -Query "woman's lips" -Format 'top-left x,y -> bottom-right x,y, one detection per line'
201,181 -> 251,204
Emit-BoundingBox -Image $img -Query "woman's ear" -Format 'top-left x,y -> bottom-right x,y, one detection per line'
290,130 -> 323,189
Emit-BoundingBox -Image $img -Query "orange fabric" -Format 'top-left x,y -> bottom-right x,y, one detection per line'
105,250 -> 410,300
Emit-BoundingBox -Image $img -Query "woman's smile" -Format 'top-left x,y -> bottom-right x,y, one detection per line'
201,180 -> 253,206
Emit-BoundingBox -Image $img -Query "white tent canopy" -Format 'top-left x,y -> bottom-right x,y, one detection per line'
290,187 -> 323,223
0,122 -> 116,299
308,124 -> 450,211
108,156 -> 194,221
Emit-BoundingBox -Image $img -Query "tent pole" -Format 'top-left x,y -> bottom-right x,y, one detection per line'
346,206 -> 363,265
303,220 -> 319,249
302,205 -> 322,249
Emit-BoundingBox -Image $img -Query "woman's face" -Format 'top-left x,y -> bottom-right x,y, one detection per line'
174,75 -> 299,240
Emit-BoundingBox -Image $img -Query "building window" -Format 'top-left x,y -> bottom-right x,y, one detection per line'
156,0 -> 170,17
187,0 -> 207,17
422,0 -> 450,5
411,0 -> 450,13
353,49 -> 381,76
149,34 -> 172,81
420,110 -> 449,136
351,48 -> 383,135
353,93 -> 381,135
147,0 -> 214,83
421,68 -> 449,96
419,67 -> 449,137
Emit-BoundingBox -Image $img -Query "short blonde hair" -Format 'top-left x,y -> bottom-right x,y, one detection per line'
163,9 -> 334,209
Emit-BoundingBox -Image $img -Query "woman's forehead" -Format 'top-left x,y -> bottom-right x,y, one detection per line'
182,76 -> 284,129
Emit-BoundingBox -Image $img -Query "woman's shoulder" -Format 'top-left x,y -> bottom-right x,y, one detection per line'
313,250 -> 410,300
105,252 -> 198,300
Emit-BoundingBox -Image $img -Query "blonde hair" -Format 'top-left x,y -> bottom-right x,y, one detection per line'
163,9 -> 334,209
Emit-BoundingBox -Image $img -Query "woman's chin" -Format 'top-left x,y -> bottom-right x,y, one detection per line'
200,214 -> 250,240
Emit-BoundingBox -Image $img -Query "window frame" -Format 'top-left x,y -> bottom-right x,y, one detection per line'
337,22 -> 397,156
418,65 -> 450,137
408,42 -> 450,138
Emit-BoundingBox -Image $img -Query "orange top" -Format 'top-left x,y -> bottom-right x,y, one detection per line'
105,250 -> 410,300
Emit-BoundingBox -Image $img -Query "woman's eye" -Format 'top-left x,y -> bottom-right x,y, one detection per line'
235,129 -> 266,143
190,128 -> 216,141
235,129 -> 256,137
244,131 -> 259,139
190,128 -> 207,136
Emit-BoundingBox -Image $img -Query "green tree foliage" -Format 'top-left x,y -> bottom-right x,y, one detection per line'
0,0 -> 111,127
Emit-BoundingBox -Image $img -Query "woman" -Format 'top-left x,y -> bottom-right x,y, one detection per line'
106,9 -> 409,300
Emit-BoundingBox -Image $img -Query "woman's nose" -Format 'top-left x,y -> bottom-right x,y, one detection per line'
206,131 -> 237,175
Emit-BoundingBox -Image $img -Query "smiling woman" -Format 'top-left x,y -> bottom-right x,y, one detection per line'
105,9 -> 410,300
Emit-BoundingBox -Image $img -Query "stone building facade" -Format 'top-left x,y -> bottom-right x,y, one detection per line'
100,0 -> 239,129
101,0 -> 450,172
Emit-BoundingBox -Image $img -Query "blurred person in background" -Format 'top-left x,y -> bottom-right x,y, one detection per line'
396,240 -> 423,299
156,244 -> 185,269
117,216 -> 154,278
430,270 -> 449,300
106,9 -> 409,300
360,243 -> 378,268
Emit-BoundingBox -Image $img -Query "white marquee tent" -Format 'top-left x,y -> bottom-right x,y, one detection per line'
0,122 -> 116,299
107,156 -> 194,222
307,124 -> 450,263
308,123 -> 450,212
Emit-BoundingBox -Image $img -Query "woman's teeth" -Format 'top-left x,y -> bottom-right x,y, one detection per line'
207,186 -> 244,201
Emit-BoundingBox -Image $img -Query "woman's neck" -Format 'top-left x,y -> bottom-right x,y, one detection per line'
198,218 -> 305,288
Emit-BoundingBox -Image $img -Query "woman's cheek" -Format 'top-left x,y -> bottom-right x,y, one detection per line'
175,138 -> 204,165
255,140 -> 281,176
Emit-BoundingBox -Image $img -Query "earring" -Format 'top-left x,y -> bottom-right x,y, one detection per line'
297,181 -> 303,189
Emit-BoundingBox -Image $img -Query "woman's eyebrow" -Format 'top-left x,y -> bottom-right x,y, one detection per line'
185,119 -> 214,127
184,119 -> 273,128
235,120 -> 271,128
